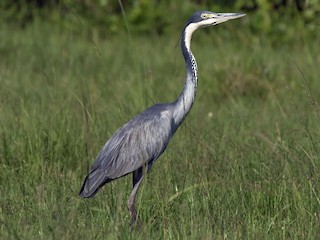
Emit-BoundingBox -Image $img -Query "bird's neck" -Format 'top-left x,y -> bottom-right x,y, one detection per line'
172,24 -> 198,128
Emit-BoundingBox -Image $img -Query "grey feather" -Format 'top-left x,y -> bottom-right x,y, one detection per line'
80,104 -> 174,197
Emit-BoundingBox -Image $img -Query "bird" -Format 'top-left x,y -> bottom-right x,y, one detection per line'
79,10 -> 245,227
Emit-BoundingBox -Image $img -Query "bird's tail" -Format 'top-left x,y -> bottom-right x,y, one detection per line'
79,169 -> 112,198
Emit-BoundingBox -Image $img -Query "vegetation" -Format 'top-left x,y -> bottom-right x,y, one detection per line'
0,1 -> 320,239
1,0 -> 320,35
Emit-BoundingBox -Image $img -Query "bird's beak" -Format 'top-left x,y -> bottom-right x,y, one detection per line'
208,12 -> 246,25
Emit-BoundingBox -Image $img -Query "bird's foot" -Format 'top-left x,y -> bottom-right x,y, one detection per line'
129,208 -> 141,230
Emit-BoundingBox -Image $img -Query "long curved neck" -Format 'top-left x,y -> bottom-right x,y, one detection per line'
172,23 -> 198,128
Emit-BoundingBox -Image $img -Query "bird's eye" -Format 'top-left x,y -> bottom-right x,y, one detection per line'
201,13 -> 208,19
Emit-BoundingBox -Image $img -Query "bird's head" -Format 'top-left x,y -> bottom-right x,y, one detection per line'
186,10 -> 245,29
182,11 -> 245,51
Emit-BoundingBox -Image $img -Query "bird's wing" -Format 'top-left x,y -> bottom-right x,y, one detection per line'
80,106 -> 173,197
96,108 -> 173,178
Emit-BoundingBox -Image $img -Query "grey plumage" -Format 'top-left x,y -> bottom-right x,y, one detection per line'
79,10 -> 245,227
80,104 -> 174,197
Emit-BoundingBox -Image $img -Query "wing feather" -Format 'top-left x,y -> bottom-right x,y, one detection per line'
79,104 -> 173,197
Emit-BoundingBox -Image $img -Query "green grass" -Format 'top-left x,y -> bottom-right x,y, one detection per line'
0,19 -> 320,239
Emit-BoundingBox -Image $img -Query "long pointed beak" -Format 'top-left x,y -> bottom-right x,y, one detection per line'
210,12 -> 246,25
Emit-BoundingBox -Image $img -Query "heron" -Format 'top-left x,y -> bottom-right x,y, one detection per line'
79,10 -> 245,227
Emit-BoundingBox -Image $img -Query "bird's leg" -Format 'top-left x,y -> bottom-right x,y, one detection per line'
128,168 -> 144,229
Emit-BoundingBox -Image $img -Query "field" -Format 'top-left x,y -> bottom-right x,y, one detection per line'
0,17 -> 320,239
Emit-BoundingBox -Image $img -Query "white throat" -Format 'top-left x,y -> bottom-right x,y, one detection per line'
184,23 -> 199,51
184,19 -> 216,50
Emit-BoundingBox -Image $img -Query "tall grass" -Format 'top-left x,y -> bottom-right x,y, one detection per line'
0,19 -> 319,239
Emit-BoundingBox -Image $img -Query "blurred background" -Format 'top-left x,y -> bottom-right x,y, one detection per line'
1,0 -> 320,37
